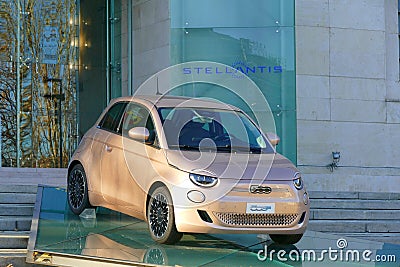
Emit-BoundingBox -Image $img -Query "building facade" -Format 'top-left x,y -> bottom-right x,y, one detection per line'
0,0 -> 399,192
296,0 -> 400,192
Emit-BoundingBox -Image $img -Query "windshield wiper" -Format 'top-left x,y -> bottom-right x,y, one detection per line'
249,147 -> 263,154
215,145 -> 232,152
170,144 -> 199,151
215,145 -> 264,153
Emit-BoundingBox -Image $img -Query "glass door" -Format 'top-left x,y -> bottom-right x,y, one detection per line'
108,0 -> 122,100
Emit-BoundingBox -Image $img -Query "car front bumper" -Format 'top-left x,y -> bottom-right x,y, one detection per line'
172,183 -> 309,234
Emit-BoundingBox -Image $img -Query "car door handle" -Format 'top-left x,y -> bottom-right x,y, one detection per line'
105,145 -> 113,152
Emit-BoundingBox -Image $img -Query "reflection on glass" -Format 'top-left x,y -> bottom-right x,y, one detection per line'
170,0 -> 294,28
0,0 -> 79,167
170,5 -> 297,162
33,187 -> 302,267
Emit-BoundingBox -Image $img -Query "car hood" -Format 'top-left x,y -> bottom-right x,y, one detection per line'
165,149 -> 298,181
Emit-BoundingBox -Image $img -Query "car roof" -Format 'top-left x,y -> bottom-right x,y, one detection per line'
112,95 -> 241,111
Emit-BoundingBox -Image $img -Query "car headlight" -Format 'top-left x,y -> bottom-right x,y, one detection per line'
189,173 -> 218,187
293,172 -> 303,190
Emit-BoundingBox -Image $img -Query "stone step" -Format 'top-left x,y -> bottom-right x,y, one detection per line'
0,250 -> 37,267
0,167 -> 66,177
0,185 -> 38,194
310,199 -> 400,210
311,209 -> 400,220
0,168 -> 67,187
0,205 -> 34,216
0,231 -> 29,249
330,233 -> 400,245
308,220 -> 400,233
0,193 -> 36,204
309,191 -> 400,200
0,217 -> 32,231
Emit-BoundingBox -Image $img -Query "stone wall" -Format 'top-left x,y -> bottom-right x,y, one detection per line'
132,0 -> 170,90
296,0 -> 400,192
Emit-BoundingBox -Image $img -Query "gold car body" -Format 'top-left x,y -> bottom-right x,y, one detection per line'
69,95 -> 309,235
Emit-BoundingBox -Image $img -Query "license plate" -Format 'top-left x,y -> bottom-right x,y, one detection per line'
246,203 -> 275,214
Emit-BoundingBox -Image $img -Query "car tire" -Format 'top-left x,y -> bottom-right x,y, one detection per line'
67,164 -> 92,215
147,186 -> 183,244
269,233 -> 304,245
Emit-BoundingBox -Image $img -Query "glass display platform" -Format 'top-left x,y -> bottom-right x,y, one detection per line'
27,186 -> 400,267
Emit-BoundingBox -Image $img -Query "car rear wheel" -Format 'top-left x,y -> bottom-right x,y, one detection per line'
67,164 -> 92,215
269,233 -> 304,245
147,186 -> 183,244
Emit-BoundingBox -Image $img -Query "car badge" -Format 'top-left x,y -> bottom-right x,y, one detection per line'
249,185 -> 272,194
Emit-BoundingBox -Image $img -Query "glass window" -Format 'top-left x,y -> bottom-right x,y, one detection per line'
99,102 -> 126,133
159,107 -> 273,153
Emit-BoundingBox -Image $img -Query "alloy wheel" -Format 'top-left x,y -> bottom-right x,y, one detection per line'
68,168 -> 85,209
149,193 -> 169,238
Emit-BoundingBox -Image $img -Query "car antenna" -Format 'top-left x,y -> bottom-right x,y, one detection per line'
156,76 -> 162,95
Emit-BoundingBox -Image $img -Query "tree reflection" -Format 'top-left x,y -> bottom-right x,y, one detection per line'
0,0 -> 78,167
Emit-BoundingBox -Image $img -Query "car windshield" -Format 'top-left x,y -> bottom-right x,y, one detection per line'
158,107 -> 274,153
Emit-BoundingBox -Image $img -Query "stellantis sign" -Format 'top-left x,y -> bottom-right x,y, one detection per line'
182,62 -> 282,78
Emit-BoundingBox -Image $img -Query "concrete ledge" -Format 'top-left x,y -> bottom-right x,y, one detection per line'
309,191 -> 359,199
312,209 -> 400,220
0,217 -> 32,231
367,221 -> 400,233
308,220 -> 367,233
310,191 -> 400,200
358,192 -> 400,200
0,253 -> 37,267
300,170 -> 400,193
333,233 -> 400,244
0,194 -> 36,204
310,199 -> 400,210
0,205 -> 33,216
0,168 -> 66,187
0,185 -> 38,194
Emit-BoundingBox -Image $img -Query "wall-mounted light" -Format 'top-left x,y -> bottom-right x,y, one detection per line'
327,151 -> 340,172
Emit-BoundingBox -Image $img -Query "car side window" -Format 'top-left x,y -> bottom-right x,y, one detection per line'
121,103 -> 157,145
99,102 -> 127,133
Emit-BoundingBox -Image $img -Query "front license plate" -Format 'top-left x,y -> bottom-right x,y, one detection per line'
246,203 -> 275,214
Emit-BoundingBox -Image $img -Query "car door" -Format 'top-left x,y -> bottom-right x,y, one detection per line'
113,103 -> 163,215
97,101 -> 127,204
84,127 -> 110,194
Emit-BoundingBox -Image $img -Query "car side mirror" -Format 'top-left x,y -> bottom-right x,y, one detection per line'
267,132 -> 280,146
128,127 -> 150,143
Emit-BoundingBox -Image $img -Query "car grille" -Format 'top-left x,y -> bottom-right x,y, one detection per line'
214,212 -> 298,227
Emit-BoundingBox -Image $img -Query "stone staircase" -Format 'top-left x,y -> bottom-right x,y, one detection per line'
0,168 -> 66,266
308,191 -> 400,244
0,185 -> 36,249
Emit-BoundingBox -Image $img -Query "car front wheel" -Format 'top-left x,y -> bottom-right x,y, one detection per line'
269,233 -> 304,245
67,164 -> 92,215
147,186 -> 183,244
